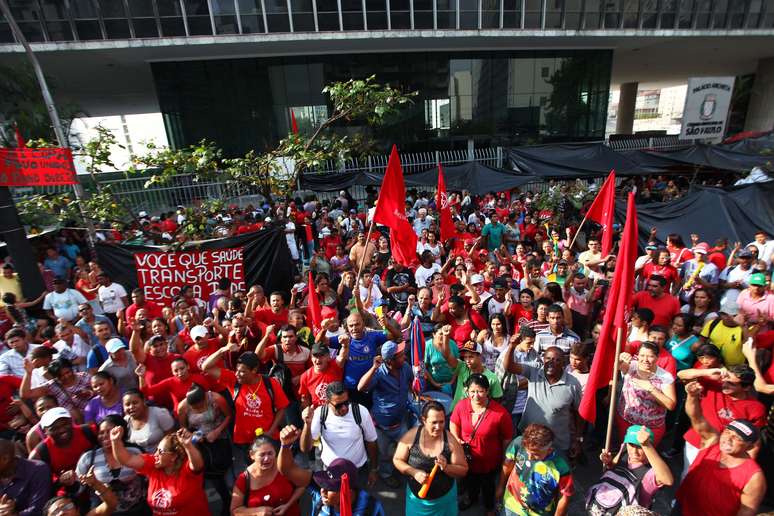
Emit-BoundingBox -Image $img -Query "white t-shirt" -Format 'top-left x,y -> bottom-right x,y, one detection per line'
310,403 -> 378,468
414,263 -> 442,288
358,284 -> 383,314
98,283 -> 127,314
126,406 -> 175,452
43,289 -> 88,322
285,221 -> 299,260
53,334 -> 90,372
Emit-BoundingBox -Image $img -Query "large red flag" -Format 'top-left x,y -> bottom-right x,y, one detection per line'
290,109 -> 299,134
306,271 -> 322,332
578,191 -> 638,424
339,473 -> 352,516
436,164 -> 456,242
584,170 -> 616,257
374,145 -> 417,266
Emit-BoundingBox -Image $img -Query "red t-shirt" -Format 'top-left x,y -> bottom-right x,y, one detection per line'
233,377 -> 290,444
0,376 -> 22,431
641,263 -> 679,291
182,340 -> 223,373
139,455 -> 209,516
161,219 -> 177,233
143,374 -> 212,415
322,236 -> 342,259
262,344 -> 312,382
298,362 -> 343,407
125,301 -> 164,324
632,291 -> 681,327
683,379 -> 766,448
450,398 -> 513,473
677,444 -> 762,516
253,308 -> 289,328
669,246 -> 694,267
235,470 -> 300,516
708,251 -> 727,271
205,368 -> 237,397
143,354 -> 180,408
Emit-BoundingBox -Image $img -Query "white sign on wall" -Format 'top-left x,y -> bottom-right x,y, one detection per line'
680,76 -> 735,142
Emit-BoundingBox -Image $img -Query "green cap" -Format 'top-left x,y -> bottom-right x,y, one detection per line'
623,425 -> 654,446
749,272 -> 767,286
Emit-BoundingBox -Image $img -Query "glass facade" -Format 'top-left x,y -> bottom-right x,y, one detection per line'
2,0 -> 773,42
152,50 -> 612,156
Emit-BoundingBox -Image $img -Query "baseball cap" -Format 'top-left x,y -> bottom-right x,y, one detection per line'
749,272 -> 767,286
692,242 -> 709,255
190,325 -> 209,340
623,425 -> 654,446
138,211 -> 148,218
106,338 -> 127,354
461,341 -> 483,354
470,274 -> 484,285
381,341 -> 406,360
311,342 -> 331,356
719,302 -> 740,316
40,407 -> 72,429
313,458 -> 358,491
645,242 -> 658,251
725,419 -> 760,444
737,249 -> 753,259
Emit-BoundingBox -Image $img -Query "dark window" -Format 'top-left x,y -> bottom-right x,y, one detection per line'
46,21 -> 75,40
157,0 -> 184,16
133,18 -> 160,37
75,19 -> 103,39
105,18 -> 131,38
129,0 -> 156,16
160,17 -> 186,35
98,0 -> 127,17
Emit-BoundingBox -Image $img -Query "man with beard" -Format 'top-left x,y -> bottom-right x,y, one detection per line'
502,345 -> 583,458
384,260 -> 416,313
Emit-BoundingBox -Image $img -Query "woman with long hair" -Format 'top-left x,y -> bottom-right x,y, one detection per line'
681,287 -> 718,334
76,415 -> 147,516
393,400 -> 468,516
475,313 -> 509,372
230,435 -> 305,516
21,358 -> 92,422
110,427 -> 208,516
666,234 -> 693,268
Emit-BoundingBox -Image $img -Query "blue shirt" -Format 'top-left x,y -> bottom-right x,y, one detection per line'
86,344 -> 109,370
365,362 -> 412,427
43,255 -> 72,279
308,486 -> 385,516
75,315 -> 116,347
330,331 -> 387,389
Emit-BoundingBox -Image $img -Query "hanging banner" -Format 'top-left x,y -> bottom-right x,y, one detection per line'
680,77 -> 735,143
0,147 -> 77,186
134,248 -> 245,305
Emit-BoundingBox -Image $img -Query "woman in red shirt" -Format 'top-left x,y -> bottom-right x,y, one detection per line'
450,373 -> 513,514
230,435 -> 305,516
643,249 -> 679,292
110,426 -> 209,516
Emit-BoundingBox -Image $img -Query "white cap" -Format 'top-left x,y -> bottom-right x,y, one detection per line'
40,407 -> 71,428
190,325 -> 209,340
470,274 -> 485,284
138,211 -> 148,218
106,338 -> 127,354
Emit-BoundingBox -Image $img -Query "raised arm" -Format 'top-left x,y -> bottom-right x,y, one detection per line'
177,428 -> 205,473
20,359 -> 49,400
277,425 -> 313,487
254,324 -> 277,361
129,321 -> 146,364
79,466 -> 118,516
335,335 -> 350,368
109,427 -> 146,470
684,381 -> 718,448
502,335 -> 524,375
438,325 -> 458,370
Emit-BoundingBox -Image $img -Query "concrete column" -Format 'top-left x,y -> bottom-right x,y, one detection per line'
615,81 -> 638,135
745,57 -> 774,132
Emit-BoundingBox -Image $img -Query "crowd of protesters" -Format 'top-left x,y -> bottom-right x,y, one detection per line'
0,179 -> 772,516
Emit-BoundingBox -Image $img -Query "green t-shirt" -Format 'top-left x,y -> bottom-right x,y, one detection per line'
482,222 -> 506,251
424,338 -> 459,384
451,362 -> 503,410
503,436 -> 573,515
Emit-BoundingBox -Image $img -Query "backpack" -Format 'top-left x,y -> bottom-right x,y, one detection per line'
585,450 -> 650,516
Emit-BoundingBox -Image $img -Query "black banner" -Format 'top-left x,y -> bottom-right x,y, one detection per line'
96,227 -> 295,300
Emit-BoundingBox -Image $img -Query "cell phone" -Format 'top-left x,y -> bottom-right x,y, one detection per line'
597,279 -> 609,287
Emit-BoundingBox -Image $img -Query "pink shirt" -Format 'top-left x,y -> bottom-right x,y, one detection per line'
736,290 -> 774,324
565,288 -> 592,315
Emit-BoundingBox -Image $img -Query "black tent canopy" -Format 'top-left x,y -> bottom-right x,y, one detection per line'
508,143 -> 648,178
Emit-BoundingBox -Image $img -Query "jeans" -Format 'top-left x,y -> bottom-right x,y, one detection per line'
376,422 -> 407,478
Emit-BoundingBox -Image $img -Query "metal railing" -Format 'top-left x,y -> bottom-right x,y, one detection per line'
11,137 -> 683,214
1,0 -> 772,45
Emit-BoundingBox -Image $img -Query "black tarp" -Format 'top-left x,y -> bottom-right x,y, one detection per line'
96,227 -> 295,298
642,144 -> 774,173
301,162 -> 539,195
615,182 -> 774,248
404,162 -> 539,194
507,143 -> 651,178
721,131 -> 774,155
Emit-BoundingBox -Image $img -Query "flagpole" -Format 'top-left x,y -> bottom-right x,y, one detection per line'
355,221 -> 376,281
604,326 -> 625,453
567,212 -> 588,250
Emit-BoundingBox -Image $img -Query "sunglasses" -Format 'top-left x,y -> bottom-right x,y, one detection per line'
332,401 -> 349,410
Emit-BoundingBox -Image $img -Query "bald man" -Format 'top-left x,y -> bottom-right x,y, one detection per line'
0,438 -> 51,516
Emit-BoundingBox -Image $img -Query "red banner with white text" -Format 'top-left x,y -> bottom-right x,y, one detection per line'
134,248 -> 245,305
0,147 -> 77,186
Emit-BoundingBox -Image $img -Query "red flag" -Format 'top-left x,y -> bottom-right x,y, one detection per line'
436,164 -> 456,242
14,124 -> 25,148
579,192 -> 638,423
306,271 -> 322,332
290,109 -> 299,134
374,146 -> 417,266
339,473 -> 352,516
584,170 -> 616,257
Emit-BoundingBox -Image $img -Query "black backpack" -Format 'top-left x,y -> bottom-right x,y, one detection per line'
320,401 -> 366,441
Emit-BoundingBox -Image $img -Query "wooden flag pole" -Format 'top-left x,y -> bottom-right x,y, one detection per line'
603,326 -> 625,453
567,212 -> 589,251
355,221 -> 376,282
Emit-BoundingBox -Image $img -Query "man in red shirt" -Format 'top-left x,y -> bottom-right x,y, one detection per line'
679,364 -> 765,480
298,342 -> 349,408
253,292 -> 289,328
182,325 -> 223,373
124,289 -> 163,324
632,274 -> 680,327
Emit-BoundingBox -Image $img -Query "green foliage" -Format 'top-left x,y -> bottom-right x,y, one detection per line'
128,139 -> 223,188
